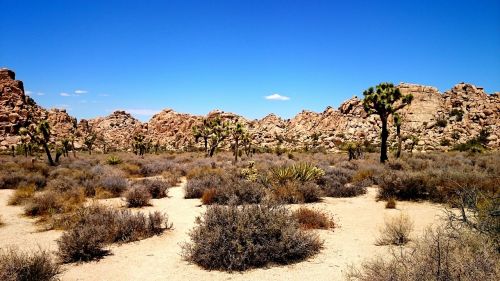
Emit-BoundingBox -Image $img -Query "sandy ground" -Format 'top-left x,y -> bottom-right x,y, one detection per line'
0,181 -> 445,281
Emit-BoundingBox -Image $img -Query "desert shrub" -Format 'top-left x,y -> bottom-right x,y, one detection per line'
125,187 -> 152,208
347,227 -> 500,281
45,177 -> 78,193
135,179 -> 169,199
270,181 -> 323,204
182,204 -> 322,271
8,185 -> 36,206
57,205 -> 171,263
0,171 -> 28,189
0,248 -> 61,281
106,155 -> 122,165
208,180 -> 266,205
160,170 -> 181,186
450,108 -> 464,121
99,174 -> 128,196
385,198 -> 397,209
436,115 -> 448,127
377,171 -> 430,201
185,170 -> 235,199
376,213 -> 414,246
292,207 -> 335,230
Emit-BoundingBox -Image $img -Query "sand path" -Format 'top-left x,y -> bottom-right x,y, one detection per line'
0,183 -> 445,281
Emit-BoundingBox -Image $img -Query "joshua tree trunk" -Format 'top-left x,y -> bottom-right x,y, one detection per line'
396,124 -> 402,158
42,143 -> 55,166
234,138 -> 239,163
72,141 -> 77,158
380,116 -> 389,163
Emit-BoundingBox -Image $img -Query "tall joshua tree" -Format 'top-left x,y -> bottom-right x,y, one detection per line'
362,83 -> 413,163
19,120 -> 55,166
84,133 -> 97,155
230,121 -> 245,163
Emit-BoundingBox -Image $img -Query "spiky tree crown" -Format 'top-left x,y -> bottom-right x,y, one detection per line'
362,82 -> 413,118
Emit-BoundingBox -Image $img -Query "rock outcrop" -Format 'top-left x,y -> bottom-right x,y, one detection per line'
1,68 -> 499,153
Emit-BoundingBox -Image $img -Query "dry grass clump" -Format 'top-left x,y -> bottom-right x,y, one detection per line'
0,248 -> 61,281
292,207 -> 335,230
269,181 -> 323,204
125,186 -> 152,208
376,213 -> 414,246
24,189 -> 85,218
8,185 -> 36,206
347,227 -> 500,281
57,205 -> 172,263
182,204 -> 323,271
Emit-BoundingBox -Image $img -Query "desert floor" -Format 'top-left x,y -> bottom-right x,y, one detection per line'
0,178 -> 444,281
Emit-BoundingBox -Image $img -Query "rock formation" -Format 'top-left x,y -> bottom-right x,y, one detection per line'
1,68 -> 499,153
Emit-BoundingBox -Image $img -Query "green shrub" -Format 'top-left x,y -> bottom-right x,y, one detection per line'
0,248 -> 61,281
182,204 -> 322,271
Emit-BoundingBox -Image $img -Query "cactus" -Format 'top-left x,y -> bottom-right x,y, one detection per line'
362,83 -> 413,163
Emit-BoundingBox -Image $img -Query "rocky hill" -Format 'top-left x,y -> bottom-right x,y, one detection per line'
1,68 -> 498,153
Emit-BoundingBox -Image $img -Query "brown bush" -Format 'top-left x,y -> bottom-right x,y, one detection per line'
24,189 -> 85,218
201,188 -> 217,205
385,198 -> 397,209
0,248 -> 61,281
136,179 -> 169,199
182,204 -> 322,271
292,207 -> 335,230
125,187 -> 152,208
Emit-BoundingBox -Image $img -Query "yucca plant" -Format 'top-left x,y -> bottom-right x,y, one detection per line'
106,155 -> 122,165
270,163 -> 325,185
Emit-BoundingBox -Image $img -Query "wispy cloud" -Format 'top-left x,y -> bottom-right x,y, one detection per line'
125,108 -> 161,116
265,93 -> 290,101
74,90 -> 88,95
99,94 -> 110,97
36,92 -> 45,96
25,90 -> 32,95
60,92 -> 71,97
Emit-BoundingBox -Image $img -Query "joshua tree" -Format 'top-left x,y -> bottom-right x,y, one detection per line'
241,131 -> 254,157
362,83 -> 413,163
83,133 -> 97,155
133,134 -> 147,156
61,138 -> 71,157
154,140 -> 160,154
19,120 -> 55,166
193,117 -> 230,157
230,121 -> 245,163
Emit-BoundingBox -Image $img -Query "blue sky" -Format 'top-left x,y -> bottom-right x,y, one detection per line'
1,0 -> 499,121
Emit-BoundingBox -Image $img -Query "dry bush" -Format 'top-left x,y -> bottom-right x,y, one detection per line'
24,189 -> 85,218
292,207 -> 335,230
8,185 -> 36,205
376,213 -> 414,246
136,179 -> 169,199
347,227 -> 500,281
125,187 -> 152,208
57,205 -> 172,263
99,174 -> 128,196
316,166 -> 366,198
269,181 -> 323,204
0,248 -> 61,281
185,169 -> 235,199
210,180 -> 266,205
385,197 -> 397,209
182,204 -> 322,271
161,170 -> 181,186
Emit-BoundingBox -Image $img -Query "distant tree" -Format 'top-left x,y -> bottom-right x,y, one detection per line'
193,117 -> 230,157
19,120 -> 55,166
362,83 -> 413,163
133,134 -> 147,156
61,138 -> 71,157
241,132 -> 254,157
230,121 -> 245,163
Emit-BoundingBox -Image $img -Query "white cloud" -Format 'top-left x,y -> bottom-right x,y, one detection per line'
25,90 -> 32,95
125,109 -> 161,116
99,94 -> 110,97
36,92 -> 45,96
74,90 -> 88,95
265,93 -> 290,101
60,92 -> 71,97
